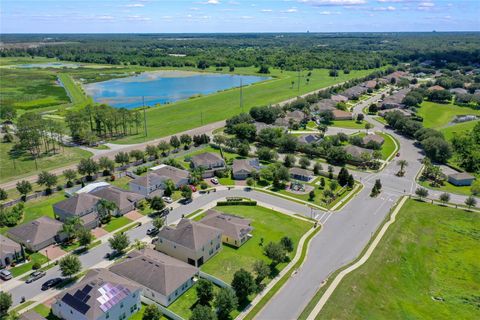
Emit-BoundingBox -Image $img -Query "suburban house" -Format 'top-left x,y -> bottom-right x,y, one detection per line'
75,181 -> 111,195
7,217 -> 64,252
362,134 -> 385,146
232,158 -> 261,180
90,186 -> 144,216
289,167 -> 315,182
199,209 -> 253,248
449,88 -> 468,95
53,193 -> 101,229
381,89 -> 410,109
19,310 -> 47,320
344,145 -> 374,161
447,172 -> 475,186
341,85 -> 368,100
109,248 -> 198,307
190,152 -> 226,178
156,218 -> 222,267
312,99 -> 336,113
363,80 -> 377,89
275,110 -> 306,127
378,108 -> 412,117
330,94 -> 348,103
253,122 -> 285,133
129,164 -> 189,198
0,234 -> 22,268
150,164 -> 190,187
428,85 -> 445,91
297,134 -> 322,145
332,109 -> 353,120
384,71 -> 408,82
52,268 -> 141,320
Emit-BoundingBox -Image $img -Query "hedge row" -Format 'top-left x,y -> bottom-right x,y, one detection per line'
217,201 -> 257,206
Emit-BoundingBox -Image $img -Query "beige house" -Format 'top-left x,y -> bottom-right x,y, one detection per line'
199,209 -> 253,248
7,217 -> 64,252
190,152 -> 226,178
53,193 -> 101,229
110,248 -> 198,306
156,219 -> 222,267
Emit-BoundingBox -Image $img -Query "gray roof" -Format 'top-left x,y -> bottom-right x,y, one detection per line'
200,209 -> 253,241
152,165 -> 190,184
344,145 -> 374,159
191,152 -> 224,167
331,94 -> 348,102
53,193 -> 100,216
129,172 -> 162,188
448,172 -> 475,180
55,269 -> 140,320
158,218 -> 222,251
449,88 -> 468,95
297,134 -> 321,144
312,99 -> 336,112
382,88 -> 410,107
109,248 -> 198,297
19,310 -> 46,320
0,234 -> 21,260
362,134 -> 385,145
285,110 -> 306,121
90,186 -> 143,210
7,217 -> 62,247
232,158 -> 260,174
289,167 -> 314,177
341,85 -> 368,99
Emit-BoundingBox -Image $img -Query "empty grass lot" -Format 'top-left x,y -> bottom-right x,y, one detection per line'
417,101 -> 480,129
441,119 -> 480,140
317,199 -> 480,320
200,205 -> 312,284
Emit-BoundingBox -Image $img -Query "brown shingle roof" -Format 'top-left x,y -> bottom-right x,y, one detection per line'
312,99 -> 336,112
158,218 -> 221,251
332,109 -> 352,119
90,186 -> 143,211
53,193 -> 100,216
344,145 -> 374,159
200,209 -> 253,241
152,165 -> 190,185
331,95 -> 348,102
362,134 -> 385,145
191,152 -> 224,167
428,85 -> 445,91
289,167 -> 314,177
0,234 -> 21,260
109,248 -> 198,297
7,217 -> 62,247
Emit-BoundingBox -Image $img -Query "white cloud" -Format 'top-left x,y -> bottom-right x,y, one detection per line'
319,10 -> 341,14
298,0 -> 366,6
281,7 -> 298,12
124,3 -> 144,7
126,15 -> 151,21
418,2 -> 434,10
260,9 -> 273,12
201,0 -> 220,4
97,15 -> 115,21
374,6 -> 396,11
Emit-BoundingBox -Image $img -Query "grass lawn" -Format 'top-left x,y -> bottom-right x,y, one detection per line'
109,176 -> 133,190
417,101 -> 480,129
103,216 -> 132,233
200,205 -> 312,284
377,132 -> 398,160
0,142 -> 92,183
329,120 -> 367,129
110,67 -> 377,144
418,179 -> 473,196
33,303 -> 60,320
9,252 -> 49,277
129,304 -> 167,320
440,120 -> 479,140
318,199 -> 480,320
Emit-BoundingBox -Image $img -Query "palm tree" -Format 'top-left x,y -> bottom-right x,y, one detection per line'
62,216 -> 82,243
97,199 -> 117,224
396,160 -> 408,176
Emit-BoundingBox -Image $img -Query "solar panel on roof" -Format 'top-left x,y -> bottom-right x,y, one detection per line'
62,293 -> 90,315
97,282 -> 131,313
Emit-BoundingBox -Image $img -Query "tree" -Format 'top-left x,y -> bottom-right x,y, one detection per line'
396,159 -> 408,176
181,185 -> 193,200
214,287 -> 238,320
37,171 -> 57,194
0,105 -> 17,122
347,174 -> 355,188
63,169 -> 77,188
59,255 -> 82,278
337,167 -> 349,187
231,269 -> 256,303
299,157 -> 310,169
356,113 -> 365,122
145,145 -> 159,160
422,137 -> 452,163
130,149 -> 145,162
150,196 -> 165,213
0,291 -> 12,317
365,122 -> 373,133
313,162 -> 322,175
98,157 -> 115,175
374,179 -> 382,191
97,199 -> 117,224
415,187 -> 429,200
142,304 -> 162,320
157,141 -> 170,156
114,152 -> 130,167
0,188 -> 8,201
190,305 -> 216,320
108,232 -> 130,253
78,228 -> 93,248
465,196 -> 477,209
16,180 -> 32,200
62,216 -> 82,242
309,190 -> 315,201
264,242 -> 286,266
471,180 -> 480,196
368,104 -> 378,113
329,180 -> 339,191
77,158 -> 99,180
163,179 -> 175,197
280,236 -> 294,253
196,279 -> 214,305
170,135 -> 181,150
320,177 -> 326,188
257,147 -> 276,162
152,216 -> 165,229
180,134 -> 193,149
253,260 -> 270,285
283,154 -> 295,168
439,192 -> 450,204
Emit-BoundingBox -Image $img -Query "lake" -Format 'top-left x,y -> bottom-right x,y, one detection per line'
16,62 -> 82,69
83,71 -> 269,109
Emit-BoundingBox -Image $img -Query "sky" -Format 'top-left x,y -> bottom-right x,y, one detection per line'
1,0 -> 479,33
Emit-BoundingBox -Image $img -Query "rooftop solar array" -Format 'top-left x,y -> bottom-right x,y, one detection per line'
98,282 -> 131,313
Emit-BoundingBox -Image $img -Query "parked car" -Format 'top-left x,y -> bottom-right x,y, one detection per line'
26,270 -> 46,283
396,152 -> 400,157
189,185 -> 197,192
181,198 -> 193,205
0,269 -> 12,281
41,277 -> 62,291
210,178 -> 219,185
146,227 -> 159,236
162,196 -> 173,203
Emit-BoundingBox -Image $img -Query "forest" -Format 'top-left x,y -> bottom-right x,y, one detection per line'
1,32 -> 479,71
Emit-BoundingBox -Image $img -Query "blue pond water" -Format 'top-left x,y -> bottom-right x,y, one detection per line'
83,71 -> 269,109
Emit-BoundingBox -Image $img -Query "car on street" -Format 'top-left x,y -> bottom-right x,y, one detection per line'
162,196 -> 173,203
26,270 -> 46,283
181,198 -> 193,205
210,178 -> 219,185
189,185 -> 197,192
41,277 -> 62,291
0,270 -> 12,280
146,227 -> 159,236
396,152 -> 400,157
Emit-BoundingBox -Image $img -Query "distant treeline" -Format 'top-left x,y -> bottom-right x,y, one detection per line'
1,33 -> 479,71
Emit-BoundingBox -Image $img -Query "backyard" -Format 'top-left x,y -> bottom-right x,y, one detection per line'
317,199 -> 480,319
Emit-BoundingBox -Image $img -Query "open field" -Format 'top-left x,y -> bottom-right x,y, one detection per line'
440,120 -> 479,140
417,101 -> 480,129
0,56 -> 58,66
200,205 -> 312,283
317,199 -> 480,320
0,142 -> 92,183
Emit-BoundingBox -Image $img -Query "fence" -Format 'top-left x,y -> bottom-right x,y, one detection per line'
141,296 -> 184,320
199,271 -> 231,288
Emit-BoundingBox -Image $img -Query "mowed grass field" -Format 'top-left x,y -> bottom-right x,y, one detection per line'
417,101 -> 480,130
441,120 -> 480,140
317,200 -> 480,320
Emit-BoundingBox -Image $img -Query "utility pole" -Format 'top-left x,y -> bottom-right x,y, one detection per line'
143,96 -> 147,138
297,68 -> 301,93
200,111 -> 203,126
240,78 -> 244,113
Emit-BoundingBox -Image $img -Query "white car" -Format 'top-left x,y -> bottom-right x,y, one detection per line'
0,269 -> 12,280
210,178 -> 219,185
162,196 -> 173,203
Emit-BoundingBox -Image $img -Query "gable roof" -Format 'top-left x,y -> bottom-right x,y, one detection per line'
312,99 -> 336,112
191,152 -> 224,167
200,209 -> 252,241
289,167 -> 314,177
362,134 -> 385,145
428,85 -> 445,91
332,109 -> 353,119
330,94 -> 348,102
158,218 -> 221,251
0,234 -> 21,259
344,145 -> 374,159
232,158 -> 260,174
363,80 -> 377,89
55,269 -> 139,319
109,248 -> 198,297
285,110 -> 306,121
129,172 -> 165,188
53,193 -> 101,216
7,216 -> 62,247
448,172 -> 475,180
90,186 -> 143,210
150,164 -> 190,185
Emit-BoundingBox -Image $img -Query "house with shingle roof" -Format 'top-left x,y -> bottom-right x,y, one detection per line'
110,248 -> 198,306
289,167 -> 315,182
332,109 -> 353,120
129,165 -> 190,198
199,209 -> 253,248
190,152 -> 226,178
90,186 -> 144,216
0,234 -> 22,268
428,85 -> 445,91
331,94 -> 348,103
7,217 -> 63,252
52,268 -> 141,320
297,134 -> 322,145
363,80 -> 377,89
232,158 -> 261,180
381,89 -> 410,109
311,99 -> 336,113
341,85 -> 368,100
275,110 -> 307,127
53,193 -> 101,229
344,145 -> 374,161
362,134 -> 385,146
156,218 -> 222,267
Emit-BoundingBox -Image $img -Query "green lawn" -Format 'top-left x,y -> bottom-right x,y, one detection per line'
329,120 -> 367,129
440,120 -> 480,140
33,303 -> 60,320
9,252 -> 49,277
110,67 -> 376,144
418,179 -> 473,196
57,73 -> 93,108
109,176 -> 133,190
318,199 -> 480,320
0,142 -> 92,183
103,216 -> 133,233
200,205 -> 312,283
129,304 -> 167,320
417,101 -> 480,129
377,132 -> 398,160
